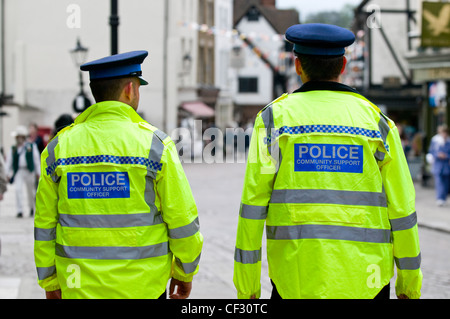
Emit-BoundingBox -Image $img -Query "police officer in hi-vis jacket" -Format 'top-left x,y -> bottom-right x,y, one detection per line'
234,23 -> 422,299
34,51 -> 203,299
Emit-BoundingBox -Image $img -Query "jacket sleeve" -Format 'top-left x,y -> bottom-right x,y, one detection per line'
379,121 -> 422,299
233,112 -> 277,299
156,139 -> 203,282
34,143 -> 61,292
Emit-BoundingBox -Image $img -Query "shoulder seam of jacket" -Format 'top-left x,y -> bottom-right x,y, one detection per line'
258,93 -> 288,116
139,122 -> 171,145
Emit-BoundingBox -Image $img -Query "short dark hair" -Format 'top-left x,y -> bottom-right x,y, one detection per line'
54,114 -> 74,133
89,77 -> 136,103
295,53 -> 344,81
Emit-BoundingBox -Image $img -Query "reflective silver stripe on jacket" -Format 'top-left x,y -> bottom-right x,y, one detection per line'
35,227 -> 56,241
55,242 -> 169,260
395,253 -> 421,270
46,137 -> 60,183
390,212 -> 417,231
168,217 -> 200,239
234,248 -> 262,264
260,105 -> 283,168
270,189 -> 387,207
378,114 -> 391,152
240,203 -> 268,220
59,213 -> 163,228
261,105 -> 274,155
147,131 -> 166,177
145,131 -> 166,220
35,226 -> 57,280
374,150 -> 385,162
175,253 -> 202,274
266,224 -> 391,243
36,266 -> 56,281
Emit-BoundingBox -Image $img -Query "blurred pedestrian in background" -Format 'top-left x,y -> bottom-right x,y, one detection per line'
428,124 -> 450,206
28,123 -> 45,154
0,154 -> 7,201
5,125 -> 40,217
53,113 -> 74,137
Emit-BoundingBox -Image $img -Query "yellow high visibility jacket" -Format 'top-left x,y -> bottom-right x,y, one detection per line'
34,101 -> 203,299
234,81 -> 422,299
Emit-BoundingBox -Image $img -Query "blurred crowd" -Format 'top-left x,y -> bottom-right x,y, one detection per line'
1,115 -> 449,217
0,114 -> 74,217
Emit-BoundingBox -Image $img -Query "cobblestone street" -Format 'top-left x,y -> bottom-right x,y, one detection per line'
0,162 -> 449,299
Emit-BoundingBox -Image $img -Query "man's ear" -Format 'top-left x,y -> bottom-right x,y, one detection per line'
295,57 -> 302,76
123,81 -> 134,99
340,56 -> 348,75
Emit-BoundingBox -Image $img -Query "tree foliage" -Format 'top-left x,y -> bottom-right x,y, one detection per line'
303,4 -> 355,29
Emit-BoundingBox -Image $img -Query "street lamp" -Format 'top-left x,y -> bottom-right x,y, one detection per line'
70,38 -> 88,67
70,38 -> 91,113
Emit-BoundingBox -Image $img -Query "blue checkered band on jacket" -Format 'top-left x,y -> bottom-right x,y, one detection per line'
46,155 -> 162,176
264,124 -> 386,148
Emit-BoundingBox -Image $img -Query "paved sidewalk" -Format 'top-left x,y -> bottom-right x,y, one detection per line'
0,186 -> 40,299
414,182 -> 450,234
0,162 -> 448,299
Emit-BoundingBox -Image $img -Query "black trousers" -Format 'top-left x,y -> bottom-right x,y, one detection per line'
158,290 -> 167,299
271,280 -> 390,299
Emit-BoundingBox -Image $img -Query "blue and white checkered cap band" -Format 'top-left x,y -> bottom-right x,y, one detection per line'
46,155 -> 162,176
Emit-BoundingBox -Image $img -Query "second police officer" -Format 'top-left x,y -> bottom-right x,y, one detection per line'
234,23 -> 422,299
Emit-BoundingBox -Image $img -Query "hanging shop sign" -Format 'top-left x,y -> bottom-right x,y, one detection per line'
421,2 -> 450,47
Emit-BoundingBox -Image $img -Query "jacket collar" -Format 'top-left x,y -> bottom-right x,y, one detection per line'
75,101 -> 144,124
293,81 -> 360,94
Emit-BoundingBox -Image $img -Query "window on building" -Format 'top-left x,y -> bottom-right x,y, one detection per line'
207,47 -> 214,85
207,0 -> 214,26
198,0 -> 206,24
239,77 -> 258,93
247,6 -> 260,21
198,48 -> 205,84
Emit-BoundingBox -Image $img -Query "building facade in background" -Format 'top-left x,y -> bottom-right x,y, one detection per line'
351,0 -> 423,134
351,0 -> 450,182
0,0 -> 236,155
405,0 -> 450,154
232,0 -> 299,125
